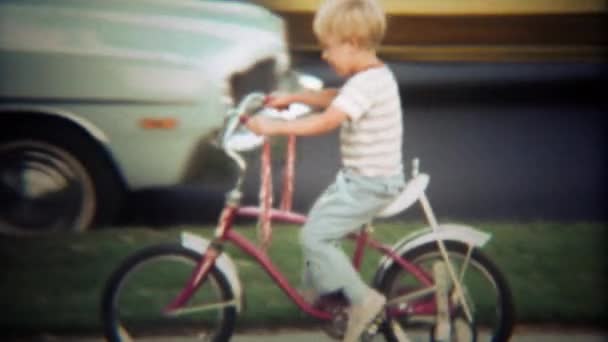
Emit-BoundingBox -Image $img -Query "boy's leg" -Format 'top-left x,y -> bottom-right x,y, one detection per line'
300,171 -> 403,341
299,170 -> 403,303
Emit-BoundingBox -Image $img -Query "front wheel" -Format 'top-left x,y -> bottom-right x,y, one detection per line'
101,244 -> 237,341
380,241 -> 515,342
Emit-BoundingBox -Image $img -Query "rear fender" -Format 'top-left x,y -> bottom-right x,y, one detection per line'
372,224 -> 491,288
180,231 -> 244,312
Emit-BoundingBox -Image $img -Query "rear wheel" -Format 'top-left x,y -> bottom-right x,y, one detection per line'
380,241 -> 515,342
101,244 -> 237,342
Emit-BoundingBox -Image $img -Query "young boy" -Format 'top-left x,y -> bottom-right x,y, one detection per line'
246,0 -> 404,340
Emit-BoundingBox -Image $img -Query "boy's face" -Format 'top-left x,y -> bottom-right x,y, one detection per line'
320,37 -> 358,77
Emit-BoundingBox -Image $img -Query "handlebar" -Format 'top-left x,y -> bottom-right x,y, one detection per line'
219,92 -> 314,152
217,92 -> 314,201
220,92 -> 266,149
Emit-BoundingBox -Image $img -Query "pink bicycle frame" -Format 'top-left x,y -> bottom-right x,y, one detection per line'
165,136 -> 437,320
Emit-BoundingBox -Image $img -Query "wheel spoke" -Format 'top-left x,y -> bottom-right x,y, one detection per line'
460,244 -> 474,282
166,299 -> 239,317
386,286 -> 436,307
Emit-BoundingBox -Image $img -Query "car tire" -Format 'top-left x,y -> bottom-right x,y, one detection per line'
0,122 -> 123,235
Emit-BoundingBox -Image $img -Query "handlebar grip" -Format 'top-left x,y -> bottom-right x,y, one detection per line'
239,115 -> 251,125
237,92 -> 266,118
220,92 -> 266,151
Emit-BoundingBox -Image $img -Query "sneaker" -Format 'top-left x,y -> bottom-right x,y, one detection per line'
343,288 -> 386,342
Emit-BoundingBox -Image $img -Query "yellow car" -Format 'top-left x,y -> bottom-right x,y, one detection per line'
253,0 -> 607,62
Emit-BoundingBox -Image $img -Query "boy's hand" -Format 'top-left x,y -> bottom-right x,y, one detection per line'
245,116 -> 278,136
265,94 -> 292,110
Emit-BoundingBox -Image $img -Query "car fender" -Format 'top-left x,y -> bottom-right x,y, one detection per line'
372,224 -> 492,288
180,231 -> 244,312
1,105 -> 109,144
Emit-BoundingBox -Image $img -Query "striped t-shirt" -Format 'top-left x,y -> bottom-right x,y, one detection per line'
332,65 -> 403,177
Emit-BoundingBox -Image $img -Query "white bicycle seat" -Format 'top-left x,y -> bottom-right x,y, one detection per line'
376,173 -> 430,218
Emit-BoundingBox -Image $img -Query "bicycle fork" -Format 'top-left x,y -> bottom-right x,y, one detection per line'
163,242 -> 224,315
163,206 -> 238,316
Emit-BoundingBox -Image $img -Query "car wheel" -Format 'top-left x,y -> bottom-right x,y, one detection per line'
0,138 -> 97,235
0,118 -> 125,236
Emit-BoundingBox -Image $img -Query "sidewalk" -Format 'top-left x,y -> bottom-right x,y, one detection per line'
230,328 -> 608,342
19,327 -> 607,342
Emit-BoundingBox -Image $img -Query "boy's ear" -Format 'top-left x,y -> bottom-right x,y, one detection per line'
347,38 -> 361,49
348,38 -> 371,51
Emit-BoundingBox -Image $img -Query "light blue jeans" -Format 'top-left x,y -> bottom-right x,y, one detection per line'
299,168 -> 405,304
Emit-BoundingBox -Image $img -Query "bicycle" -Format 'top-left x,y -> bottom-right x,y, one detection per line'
101,93 -> 515,341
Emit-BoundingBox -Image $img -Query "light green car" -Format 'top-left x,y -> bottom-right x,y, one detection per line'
0,0 -> 315,235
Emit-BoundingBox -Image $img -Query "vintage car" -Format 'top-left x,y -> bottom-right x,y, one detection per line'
0,0 -> 315,235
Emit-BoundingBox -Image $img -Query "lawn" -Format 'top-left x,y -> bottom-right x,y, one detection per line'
1,221 -> 606,336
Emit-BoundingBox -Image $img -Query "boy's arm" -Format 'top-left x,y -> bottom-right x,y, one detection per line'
270,88 -> 338,109
246,105 -> 348,137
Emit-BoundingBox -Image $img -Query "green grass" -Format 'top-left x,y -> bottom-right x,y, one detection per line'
0,221 -> 606,335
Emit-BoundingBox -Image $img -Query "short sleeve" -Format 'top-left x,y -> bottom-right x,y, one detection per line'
331,75 -> 373,122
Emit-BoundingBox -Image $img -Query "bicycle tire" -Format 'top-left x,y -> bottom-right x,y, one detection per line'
101,244 -> 237,341
379,240 -> 515,342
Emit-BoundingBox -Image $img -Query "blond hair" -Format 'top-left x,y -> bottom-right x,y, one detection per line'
313,0 -> 386,49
